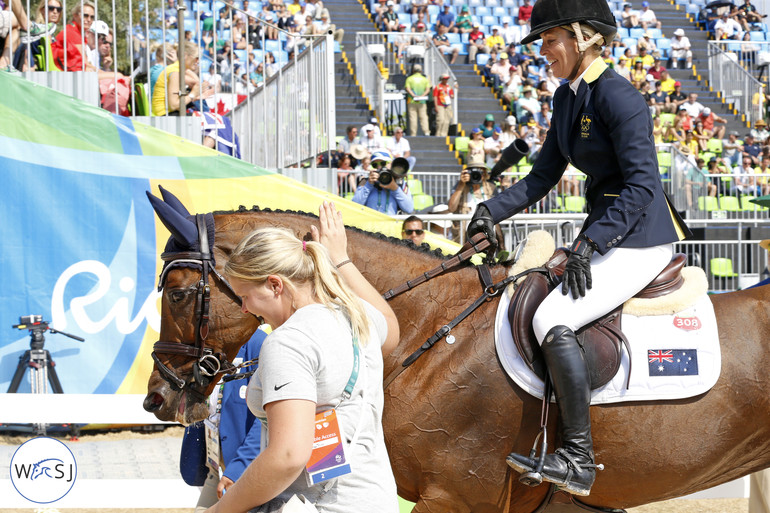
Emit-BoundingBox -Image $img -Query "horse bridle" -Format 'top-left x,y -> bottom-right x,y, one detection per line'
151,214 -> 241,393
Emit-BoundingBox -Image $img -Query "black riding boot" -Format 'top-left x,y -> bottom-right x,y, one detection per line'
506,325 -> 597,496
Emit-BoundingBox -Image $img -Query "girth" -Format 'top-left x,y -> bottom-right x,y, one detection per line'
509,250 -> 687,390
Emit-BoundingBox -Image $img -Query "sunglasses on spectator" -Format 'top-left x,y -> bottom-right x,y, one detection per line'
83,13 -> 95,19
47,5 -> 62,12
371,161 -> 387,170
403,229 -> 424,236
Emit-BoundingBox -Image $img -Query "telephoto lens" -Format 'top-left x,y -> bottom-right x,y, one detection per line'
378,170 -> 394,185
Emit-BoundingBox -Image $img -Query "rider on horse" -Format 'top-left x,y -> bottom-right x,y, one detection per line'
468,0 -> 692,496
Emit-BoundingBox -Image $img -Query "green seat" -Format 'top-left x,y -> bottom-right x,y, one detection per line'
454,136 -> 469,153
719,195 -> 740,211
412,193 -> 434,211
657,152 -> 672,174
742,196 -> 769,211
343,192 -> 354,200
406,178 -> 423,195
133,83 -> 150,116
699,151 -> 716,163
706,138 -> 723,155
659,112 -> 675,127
34,36 -> 61,71
563,195 -> 586,212
698,196 -> 719,211
710,257 -> 738,278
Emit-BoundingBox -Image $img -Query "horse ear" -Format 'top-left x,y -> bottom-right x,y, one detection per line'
158,185 -> 191,217
146,191 -> 198,248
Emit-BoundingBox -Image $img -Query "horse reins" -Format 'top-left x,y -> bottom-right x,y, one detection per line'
382,233 -> 546,388
151,214 -> 243,393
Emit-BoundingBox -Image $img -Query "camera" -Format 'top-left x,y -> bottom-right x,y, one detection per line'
17,315 -> 43,326
465,165 -> 487,185
377,157 -> 410,186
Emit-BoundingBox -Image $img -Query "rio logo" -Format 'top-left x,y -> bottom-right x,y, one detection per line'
673,316 -> 702,331
10,437 -> 77,504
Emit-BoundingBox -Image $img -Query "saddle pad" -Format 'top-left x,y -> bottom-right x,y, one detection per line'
494,289 -> 721,405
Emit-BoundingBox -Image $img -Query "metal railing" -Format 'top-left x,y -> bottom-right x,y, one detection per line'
355,31 -> 458,132
707,41 -> 766,126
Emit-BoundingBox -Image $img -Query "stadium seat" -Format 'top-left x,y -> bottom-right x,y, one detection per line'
629,27 -> 645,39
742,196 -> 769,211
446,33 -> 461,44
750,31 -> 766,41
264,39 -> 282,53
475,6 -> 490,16
659,112 -> 675,128
656,38 -> 671,52
406,179 -> 424,195
710,258 -> 738,278
647,28 -> 662,39
707,138 -> 723,155
719,195 -> 741,211
698,196 -> 719,211
563,195 -> 586,212
476,53 -> 491,66
482,15 -> 497,26
454,136 -> 470,154
412,193 -> 435,211
133,83 -> 150,116
492,7 -> 507,17
657,152 -> 672,174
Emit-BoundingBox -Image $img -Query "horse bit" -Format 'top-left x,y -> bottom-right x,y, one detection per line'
151,214 -> 249,394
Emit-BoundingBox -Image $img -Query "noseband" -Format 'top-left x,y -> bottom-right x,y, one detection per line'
151,214 -> 242,393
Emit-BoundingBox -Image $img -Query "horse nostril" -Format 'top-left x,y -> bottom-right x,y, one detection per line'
143,392 -> 164,412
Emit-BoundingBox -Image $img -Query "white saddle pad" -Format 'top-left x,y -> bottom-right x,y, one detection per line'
494,289 -> 721,405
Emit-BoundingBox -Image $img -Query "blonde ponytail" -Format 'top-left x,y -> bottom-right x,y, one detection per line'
225,228 -> 372,345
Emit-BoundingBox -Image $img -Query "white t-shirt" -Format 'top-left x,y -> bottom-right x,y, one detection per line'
386,136 -> 410,157
247,301 -> 397,513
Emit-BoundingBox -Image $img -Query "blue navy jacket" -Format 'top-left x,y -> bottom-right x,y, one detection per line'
182,329 -> 265,483
484,59 -> 691,254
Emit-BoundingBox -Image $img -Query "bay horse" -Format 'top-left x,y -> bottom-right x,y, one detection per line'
143,194 -> 770,513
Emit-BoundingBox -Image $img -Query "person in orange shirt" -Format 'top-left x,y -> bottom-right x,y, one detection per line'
433,72 -> 455,136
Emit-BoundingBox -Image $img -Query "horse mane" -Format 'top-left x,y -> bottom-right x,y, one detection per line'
212,205 -> 450,260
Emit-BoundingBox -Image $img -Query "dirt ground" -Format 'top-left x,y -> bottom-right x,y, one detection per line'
0,427 -> 749,513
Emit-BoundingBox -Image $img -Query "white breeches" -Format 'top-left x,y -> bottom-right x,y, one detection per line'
532,243 -> 674,344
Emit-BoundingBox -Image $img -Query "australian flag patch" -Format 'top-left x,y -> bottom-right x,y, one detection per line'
647,349 -> 699,376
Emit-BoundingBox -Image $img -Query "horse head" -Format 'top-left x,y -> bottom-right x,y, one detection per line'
143,186 -> 260,425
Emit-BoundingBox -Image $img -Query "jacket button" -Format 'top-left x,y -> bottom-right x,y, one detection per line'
606,242 -> 612,248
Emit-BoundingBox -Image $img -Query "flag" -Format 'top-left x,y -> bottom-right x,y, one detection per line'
648,349 -> 699,377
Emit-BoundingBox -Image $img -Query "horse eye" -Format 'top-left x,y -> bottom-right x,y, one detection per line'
169,290 -> 188,303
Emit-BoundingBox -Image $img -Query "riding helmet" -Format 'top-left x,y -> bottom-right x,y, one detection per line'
520,0 -> 617,46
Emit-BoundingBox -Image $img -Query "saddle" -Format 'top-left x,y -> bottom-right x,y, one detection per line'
508,250 -> 687,390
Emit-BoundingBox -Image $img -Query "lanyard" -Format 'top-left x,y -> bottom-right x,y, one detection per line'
375,189 -> 391,211
342,337 -> 360,400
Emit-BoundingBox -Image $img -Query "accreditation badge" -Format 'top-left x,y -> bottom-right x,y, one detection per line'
580,114 -> 592,139
204,418 -> 221,473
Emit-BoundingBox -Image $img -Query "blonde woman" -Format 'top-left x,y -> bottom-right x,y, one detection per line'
206,202 -> 399,513
152,41 -> 212,116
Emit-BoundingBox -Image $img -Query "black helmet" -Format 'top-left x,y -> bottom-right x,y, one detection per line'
520,0 -> 617,46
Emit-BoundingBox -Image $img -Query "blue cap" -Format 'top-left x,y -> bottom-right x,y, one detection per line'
472,127 -> 482,134
494,127 -> 502,133
642,1 -> 649,6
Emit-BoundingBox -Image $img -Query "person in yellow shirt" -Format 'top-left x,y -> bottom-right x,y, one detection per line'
287,0 -> 302,16
486,27 -> 505,52
636,46 -> 655,67
659,70 -> 676,94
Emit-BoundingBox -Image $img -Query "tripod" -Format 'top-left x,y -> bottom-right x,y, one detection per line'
8,317 -> 84,435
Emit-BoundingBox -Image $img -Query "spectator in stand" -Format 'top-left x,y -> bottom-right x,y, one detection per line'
645,81 -> 666,116
490,52 -> 512,90
358,124 -> 384,155
433,23 -> 459,64
401,215 -> 426,245
534,101 -> 552,129
732,155 -> 761,198
484,127 -> 505,167
153,41 -> 213,116
723,131 -> 743,166
692,120 -> 713,153
35,0 -> 62,32
738,0 -> 764,31
478,113 -> 499,138
637,31 -> 656,54
436,4 -> 455,32
500,115 -> 518,147
514,85 -> 540,124
743,133 -> 762,166
501,67 -> 523,108
337,125 -> 359,160
381,1 -> 399,32
448,163 -> 500,243
621,3 -> 639,29
392,23 -> 411,57
467,127 -> 486,165
670,106 -> 694,141
630,59 -> 646,89
467,23 -> 488,64
638,1 -> 661,30
518,0 -> 533,27
150,43 -> 177,94
751,119 -> 770,141
455,5 -> 472,34
636,45 -> 654,67
433,72 -> 455,136
616,56 -> 631,81
714,11 -> 743,40
486,27 -> 505,53
680,93 -> 705,117
386,126 -> 416,171
519,118 -> 539,155
501,20 -> 522,46
361,116 -> 383,139
676,129 -> 699,162
51,0 -> 94,71
667,80 -> 687,113
652,115 -> 665,144
336,153 -> 358,194
705,157 -> 733,197
405,63 -> 431,136
352,149 -> 414,215
669,28 -> 692,69
757,155 -> 770,195
647,55 -> 666,80
698,107 -> 727,140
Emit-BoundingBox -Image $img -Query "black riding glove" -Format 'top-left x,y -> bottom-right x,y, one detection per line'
562,234 -> 598,299
467,204 -> 498,261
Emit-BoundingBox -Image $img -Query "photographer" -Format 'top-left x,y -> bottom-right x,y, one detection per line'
352,149 -> 414,215
448,163 -> 501,243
